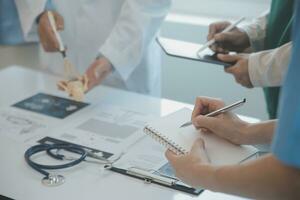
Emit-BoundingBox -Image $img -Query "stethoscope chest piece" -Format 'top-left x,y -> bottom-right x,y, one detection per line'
42,174 -> 65,187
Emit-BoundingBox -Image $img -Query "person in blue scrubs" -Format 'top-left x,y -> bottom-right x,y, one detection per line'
272,6 -> 300,168
165,1 -> 300,199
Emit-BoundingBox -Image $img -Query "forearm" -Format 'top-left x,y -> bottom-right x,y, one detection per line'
244,120 -> 276,144
248,42 -> 292,87
198,155 -> 300,199
99,0 -> 171,81
240,10 -> 269,51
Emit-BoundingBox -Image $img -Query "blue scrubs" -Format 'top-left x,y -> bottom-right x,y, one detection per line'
0,0 -> 54,45
272,0 -> 300,168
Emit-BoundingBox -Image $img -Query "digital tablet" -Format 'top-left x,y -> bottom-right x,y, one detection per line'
157,37 -> 234,67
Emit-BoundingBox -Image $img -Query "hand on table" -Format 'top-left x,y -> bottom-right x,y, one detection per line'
218,54 -> 253,88
207,21 -> 250,53
85,57 -> 113,91
165,139 -> 213,188
38,11 -> 64,52
191,97 -> 251,145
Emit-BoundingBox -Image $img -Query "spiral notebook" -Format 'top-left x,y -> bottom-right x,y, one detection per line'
144,108 -> 258,165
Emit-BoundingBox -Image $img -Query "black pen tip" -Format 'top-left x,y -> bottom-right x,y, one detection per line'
61,50 -> 66,58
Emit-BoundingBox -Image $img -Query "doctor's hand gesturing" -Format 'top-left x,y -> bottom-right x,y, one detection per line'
208,21 -> 250,53
38,11 -> 64,52
217,54 -> 253,88
85,57 -> 113,91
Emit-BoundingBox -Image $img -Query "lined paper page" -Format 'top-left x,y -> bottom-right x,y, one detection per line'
146,108 -> 258,165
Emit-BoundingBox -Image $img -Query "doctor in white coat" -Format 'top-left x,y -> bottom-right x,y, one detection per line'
13,0 -> 53,43
0,0 -> 53,68
38,0 -> 171,96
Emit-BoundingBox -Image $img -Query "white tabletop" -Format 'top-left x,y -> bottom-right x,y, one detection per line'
0,66 -> 251,200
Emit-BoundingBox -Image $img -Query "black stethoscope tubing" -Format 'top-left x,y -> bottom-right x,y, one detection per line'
24,144 -> 88,178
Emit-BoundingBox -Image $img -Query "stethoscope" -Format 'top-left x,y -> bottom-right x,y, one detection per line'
24,143 -> 121,187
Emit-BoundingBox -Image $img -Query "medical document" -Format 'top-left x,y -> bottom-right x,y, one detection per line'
13,93 -> 89,119
0,107 -> 60,144
50,104 -> 155,155
113,136 -> 168,171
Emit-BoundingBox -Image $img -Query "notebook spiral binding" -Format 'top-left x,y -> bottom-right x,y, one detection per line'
143,125 -> 187,155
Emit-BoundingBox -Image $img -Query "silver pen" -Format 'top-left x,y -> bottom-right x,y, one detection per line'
180,98 -> 246,128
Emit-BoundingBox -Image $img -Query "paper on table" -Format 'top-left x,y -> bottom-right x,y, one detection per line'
0,107 -> 59,144
145,108 -> 258,166
113,136 -> 167,171
51,104 -> 155,155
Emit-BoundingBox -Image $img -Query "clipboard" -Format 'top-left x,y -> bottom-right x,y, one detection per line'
35,137 -> 258,196
157,37 -> 234,67
105,163 -> 204,195
0,195 -> 14,200
37,137 -> 203,195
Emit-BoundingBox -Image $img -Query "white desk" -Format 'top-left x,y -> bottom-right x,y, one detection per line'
0,66 -> 251,200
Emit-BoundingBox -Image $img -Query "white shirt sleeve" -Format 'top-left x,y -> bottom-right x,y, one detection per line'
240,10 -> 269,52
248,42 -> 292,87
14,0 -> 48,42
99,0 -> 171,81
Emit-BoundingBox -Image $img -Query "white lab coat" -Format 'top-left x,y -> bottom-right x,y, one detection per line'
14,0 -> 48,42
39,0 -> 171,96
240,11 -> 291,87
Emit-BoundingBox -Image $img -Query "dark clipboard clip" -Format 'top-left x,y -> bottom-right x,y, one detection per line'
127,167 -> 179,186
104,165 -> 203,195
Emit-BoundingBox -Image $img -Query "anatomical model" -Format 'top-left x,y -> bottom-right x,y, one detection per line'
57,58 -> 88,102
47,11 -> 88,102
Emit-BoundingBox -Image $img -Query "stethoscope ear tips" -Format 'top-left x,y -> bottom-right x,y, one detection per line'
42,174 -> 65,186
